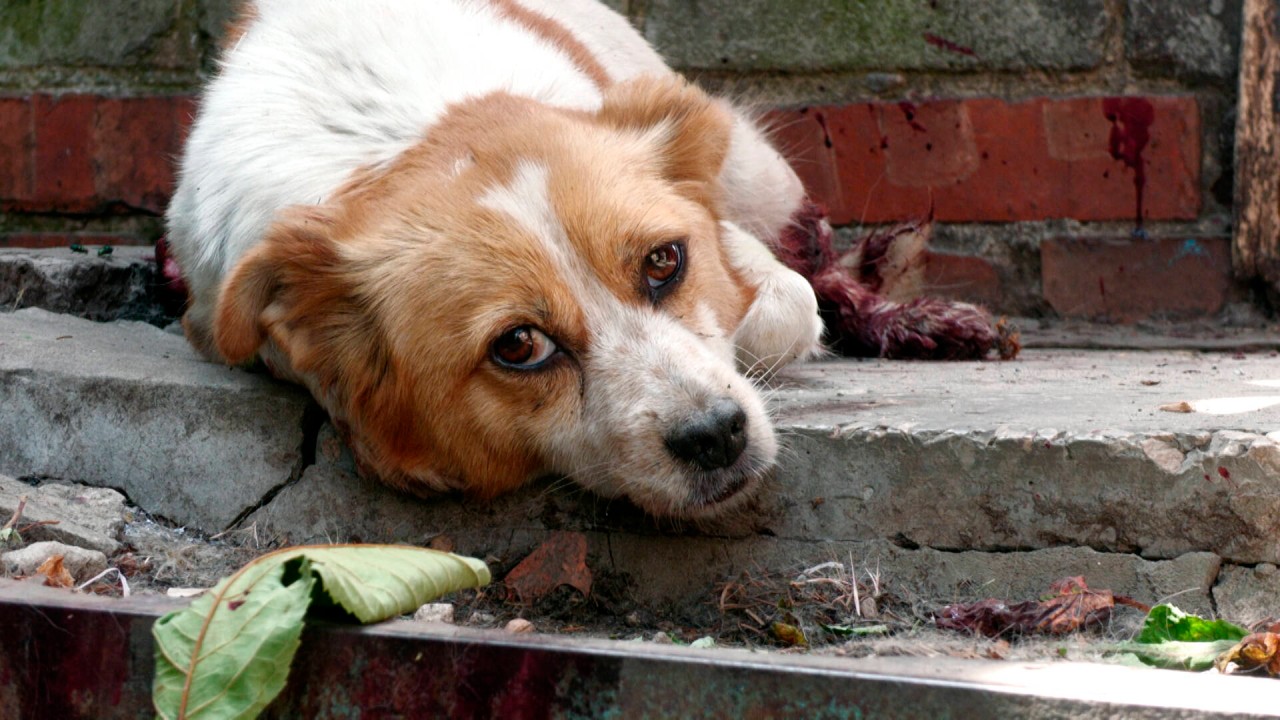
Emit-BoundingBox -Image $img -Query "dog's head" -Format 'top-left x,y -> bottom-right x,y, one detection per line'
212,76 -> 777,517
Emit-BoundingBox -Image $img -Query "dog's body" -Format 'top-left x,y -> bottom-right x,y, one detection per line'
167,0 -> 824,517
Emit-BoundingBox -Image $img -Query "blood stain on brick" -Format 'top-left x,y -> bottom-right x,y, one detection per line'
1102,98 -> 1155,233
813,111 -> 833,149
897,101 -> 926,133
922,32 -> 977,58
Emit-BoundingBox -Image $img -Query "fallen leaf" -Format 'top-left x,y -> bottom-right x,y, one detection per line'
504,531 -> 593,604
1109,604 -> 1248,671
771,622 -> 808,647
37,555 -> 75,589
935,576 -> 1120,637
152,545 -> 490,720
1138,604 -> 1247,644
1159,401 -> 1194,413
1141,380 -> 1161,386
1216,633 -> 1280,676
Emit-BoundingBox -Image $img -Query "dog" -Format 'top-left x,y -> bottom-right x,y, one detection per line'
166,0 -> 826,519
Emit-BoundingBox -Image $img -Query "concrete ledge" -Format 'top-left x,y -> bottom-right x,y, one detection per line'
0,247 -> 168,324
0,308 -> 312,528
3,309 -> 1278,615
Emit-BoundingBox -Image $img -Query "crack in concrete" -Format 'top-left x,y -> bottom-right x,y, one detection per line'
220,401 -> 326,533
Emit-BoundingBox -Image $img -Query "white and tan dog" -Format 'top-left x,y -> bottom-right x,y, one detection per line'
167,0 -> 823,518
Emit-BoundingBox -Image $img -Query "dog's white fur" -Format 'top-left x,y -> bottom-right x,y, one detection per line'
167,0 -> 822,516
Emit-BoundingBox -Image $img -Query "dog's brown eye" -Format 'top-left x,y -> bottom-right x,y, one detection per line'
645,241 -> 684,296
492,326 -> 557,369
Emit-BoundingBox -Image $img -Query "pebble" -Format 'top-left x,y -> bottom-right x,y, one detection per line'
413,603 -> 455,623
505,618 -> 535,634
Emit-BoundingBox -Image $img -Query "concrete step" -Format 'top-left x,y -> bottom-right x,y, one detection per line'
0,247 -> 172,325
2,308 -> 1279,620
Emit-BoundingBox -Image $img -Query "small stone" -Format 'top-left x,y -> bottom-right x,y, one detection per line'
690,636 -> 716,649
3,541 -> 108,582
469,611 -> 496,625
625,611 -> 642,627
413,603 -> 455,623
650,632 -> 674,645
505,618 -> 535,634
0,476 -> 126,555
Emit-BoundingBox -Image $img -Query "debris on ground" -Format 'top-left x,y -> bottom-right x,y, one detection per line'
503,530 -> 593,604
3,541 -> 108,582
935,576 -> 1149,638
717,558 -> 905,648
1111,604 -> 1249,671
1216,633 -> 1280,677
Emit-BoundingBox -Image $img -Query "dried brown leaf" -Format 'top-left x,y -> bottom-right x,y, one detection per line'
935,576 -> 1115,637
1216,632 -> 1280,676
37,555 -> 75,589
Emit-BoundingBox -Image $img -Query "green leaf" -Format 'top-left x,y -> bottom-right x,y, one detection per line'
153,557 -> 315,720
1137,604 -> 1247,644
153,544 -> 491,719
1110,640 -> 1241,671
288,544 -> 490,623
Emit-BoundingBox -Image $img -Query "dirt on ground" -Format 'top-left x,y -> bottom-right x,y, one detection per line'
0,506 -> 1159,668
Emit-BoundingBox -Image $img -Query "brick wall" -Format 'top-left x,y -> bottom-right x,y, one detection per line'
0,0 -> 1249,322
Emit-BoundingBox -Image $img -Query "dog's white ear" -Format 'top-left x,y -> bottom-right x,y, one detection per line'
598,75 -> 734,190
213,206 -> 345,364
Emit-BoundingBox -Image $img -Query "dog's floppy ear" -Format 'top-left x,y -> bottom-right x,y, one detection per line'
598,75 -> 734,190
213,206 -> 347,365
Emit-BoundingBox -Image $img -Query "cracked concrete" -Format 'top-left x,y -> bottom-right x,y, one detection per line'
0,308 -> 311,528
2,308 -> 1279,615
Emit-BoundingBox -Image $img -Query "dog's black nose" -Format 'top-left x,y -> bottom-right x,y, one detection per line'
665,397 -> 748,471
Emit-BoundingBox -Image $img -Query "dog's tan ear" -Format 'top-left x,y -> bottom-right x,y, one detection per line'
598,75 -> 734,189
213,206 -> 343,364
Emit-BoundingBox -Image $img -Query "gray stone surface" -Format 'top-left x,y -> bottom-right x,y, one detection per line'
0,308 -> 311,530
0,474 -> 125,554
0,247 -> 165,324
2,540 -> 107,582
0,0 -> 187,69
1126,0 -> 1243,83
769,353 -> 1280,563
643,0 -> 1108,73
1212,563 -> 1280,628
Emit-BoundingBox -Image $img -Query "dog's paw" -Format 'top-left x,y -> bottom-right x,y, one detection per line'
733,265 -> 824,375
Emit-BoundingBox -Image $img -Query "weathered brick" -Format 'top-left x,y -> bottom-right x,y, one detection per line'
1041,236 -> 1233,322
11,94 -> 194,214
644,0 -> 1108,73
1127,0 -> 1243,83
31,94 -> 96,212
772,96 -> 1201,225
93,96 -> 196,213
922,251 -> 1004,308
0,98 -> 34,204
0,0 -> 189,70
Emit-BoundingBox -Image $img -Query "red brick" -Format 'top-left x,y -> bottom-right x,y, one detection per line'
94,96 -> 197,213
19,94 -> 196,214
1041,236 -> 1231,322
0,97 -> 35,205
32,94 -> 97,211
922,251 -> 1004,308
0,233 -> 151,249
775,96 -> 1201,225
